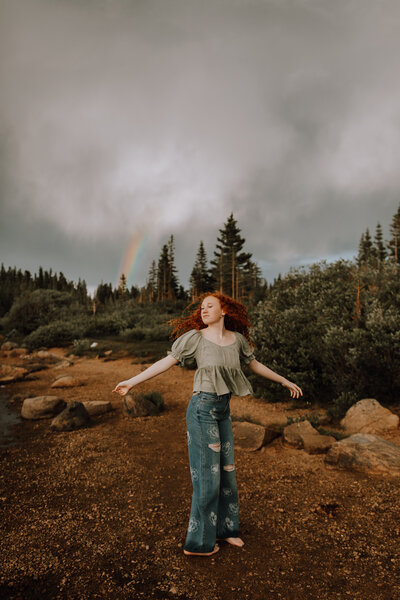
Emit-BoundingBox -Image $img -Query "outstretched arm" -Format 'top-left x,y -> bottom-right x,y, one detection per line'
112,355 -> 179,396
248,359 -> 303,398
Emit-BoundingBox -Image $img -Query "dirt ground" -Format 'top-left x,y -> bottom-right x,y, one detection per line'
1,349 -> 400,600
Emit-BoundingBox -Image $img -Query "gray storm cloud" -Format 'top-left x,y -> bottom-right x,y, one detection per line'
1,0 -> 399,288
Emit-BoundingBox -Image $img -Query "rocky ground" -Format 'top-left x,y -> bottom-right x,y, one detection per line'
1,349 -> 400,600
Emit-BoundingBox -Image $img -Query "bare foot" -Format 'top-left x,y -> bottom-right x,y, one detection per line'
217,537 -> 244,547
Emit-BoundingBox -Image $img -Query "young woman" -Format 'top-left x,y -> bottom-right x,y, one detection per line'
113,292 -> 302,557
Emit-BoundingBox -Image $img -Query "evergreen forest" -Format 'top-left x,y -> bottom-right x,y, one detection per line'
1,207 -> 400,413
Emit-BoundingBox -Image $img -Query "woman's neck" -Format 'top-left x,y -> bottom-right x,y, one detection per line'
202,322 -> 230,342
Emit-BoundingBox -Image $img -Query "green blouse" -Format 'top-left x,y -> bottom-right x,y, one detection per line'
167,329 -> 255,396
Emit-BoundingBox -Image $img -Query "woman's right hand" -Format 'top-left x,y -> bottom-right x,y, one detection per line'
112,380 -> 132,396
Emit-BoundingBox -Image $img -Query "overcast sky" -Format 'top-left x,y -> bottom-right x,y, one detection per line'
1,0 -> 399,295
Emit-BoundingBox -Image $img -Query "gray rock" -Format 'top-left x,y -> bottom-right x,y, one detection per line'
325,433 -> 400,476
340,398 -> 399,434
123,394 -> 161,417
50,401 -> 91,431
21,396 -> 66,420
82,401 -> 113,416
232,421 -> 278,451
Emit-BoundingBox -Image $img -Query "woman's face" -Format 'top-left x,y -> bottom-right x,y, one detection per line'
200,295 -> 225,325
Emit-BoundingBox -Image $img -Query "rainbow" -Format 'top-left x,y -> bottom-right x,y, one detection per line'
117,231 -> 148,288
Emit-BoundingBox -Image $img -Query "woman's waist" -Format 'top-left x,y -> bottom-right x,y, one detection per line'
192,390 -> 232,403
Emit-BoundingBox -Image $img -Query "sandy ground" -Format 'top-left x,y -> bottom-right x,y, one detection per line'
1,349 -> 400,600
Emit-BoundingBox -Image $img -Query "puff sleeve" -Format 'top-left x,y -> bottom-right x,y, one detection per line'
238,333 -> 256,365
167,329 -> 201,367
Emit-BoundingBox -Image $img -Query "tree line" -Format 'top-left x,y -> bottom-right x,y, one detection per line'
357,204 -> 400,267
139,213 -> 266,304
1,205 -> 399,319
0,265 -> 89,318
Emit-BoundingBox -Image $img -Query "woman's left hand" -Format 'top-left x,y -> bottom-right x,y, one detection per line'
281,379 -> 303,398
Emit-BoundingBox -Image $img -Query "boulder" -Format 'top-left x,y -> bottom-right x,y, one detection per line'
283,420 -> 319,448
123,394 -> 161,417
50,401 -> 91,431
51,375 -> 83,388
340,398 -> 399,434
21,396 -> 66,420
232,421 -> 278,451
301,433 -> 337,454
283,420 -> 336,453
0,364 -> 29,383
325,433 -> 400,476
82,401 -> 113,416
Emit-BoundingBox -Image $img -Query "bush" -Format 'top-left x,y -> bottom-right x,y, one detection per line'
24,320 -> 84,351
121,327 -> 146,341
136,391 -> 164,411
4,289 -> 79,335
326,391 -> 359,421
84,314 -> 128,336
71,338 -> 92,356
249,260 -> 400,406
121,325 -> 171,342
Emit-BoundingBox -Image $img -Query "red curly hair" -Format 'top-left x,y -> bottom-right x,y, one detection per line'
167,292 -> 254,347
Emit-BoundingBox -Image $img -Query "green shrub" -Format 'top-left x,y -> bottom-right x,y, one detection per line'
121,325 -> 171,342
136,391 -> 164,411
121,327 -> 146,341
249,260 -> 400,406
4,289 -> 80,335
24,320 -> 84,351
326,391 -> 359,421
71,338 -> 92,356
84,314 -> 128,336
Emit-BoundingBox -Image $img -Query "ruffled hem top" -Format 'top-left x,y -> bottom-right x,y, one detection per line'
167,329 -> 255,397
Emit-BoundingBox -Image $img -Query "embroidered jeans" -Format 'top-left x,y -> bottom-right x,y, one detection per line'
184,391 -> 239,553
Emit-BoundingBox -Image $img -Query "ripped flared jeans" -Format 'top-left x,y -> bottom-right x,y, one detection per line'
184,391 -> 239,553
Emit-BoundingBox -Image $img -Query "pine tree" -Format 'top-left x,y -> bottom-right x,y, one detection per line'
357,233 -> 366,267
146,260 -> 158,302
167,235 -> 179,300
357,228 -> 376,266
387,204 -> 400,265
76,278 -> 88,304
95,282 -> 114,304
190,241 -> 213,299
241,260 -> 265,302
157,244 -> 170,302
37,266 -> 44,288
115,273 -> 128,300
210,213 -> 252,299
374,222 -> 387,263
